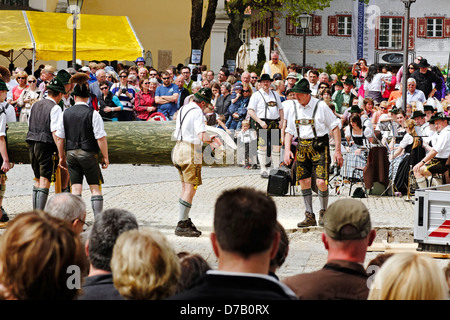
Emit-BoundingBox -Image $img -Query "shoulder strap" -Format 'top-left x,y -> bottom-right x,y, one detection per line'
311,99 -> 320,138
293,100 -> 300,138
258,90 -> 268,120
177,106 -> 194,141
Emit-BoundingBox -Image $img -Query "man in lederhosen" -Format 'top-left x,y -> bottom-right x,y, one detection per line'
284,78 -> 343,227
247,74 -> 284,178
172,88 -> 222,237
55,73 -> 109,218
26,75 -> 66,210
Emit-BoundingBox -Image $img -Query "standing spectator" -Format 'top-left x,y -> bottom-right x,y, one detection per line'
274,79 -> 286,102
174,75 -> 189,111
45,192 -> 87,236
352,59 -> 369,106
206,70 -> 215,83
155,71 -> 180,120
333,77 -> 356,115
175,252 -> 211,294
181,66 -> 194,94
431,66 -> 446,101
210,82 -> 220,108
411,59 -> 443,99
308,70 -> 320,96
89,69 -> 112,101
406,78 -> 426,104
138,67 -> 149,83
134,78 -> 156,121
382,66 -> 397,102
285,72 -> 298,92
364,64 -> 392,103
168,187 -> 297,300
98,82 -> 122,122
217,67 -> 230,85
37,65 -> 55,99
110,70 -> 136,121
0,210 -> 86,300
215,81 -> 232,122
111,228 -> 181,300
78,208 -> 139,300
250,72 -> 258,90
261,50 -> 288,80
226,82 -> 244,131
237,119 -> 257,169
283,199 -> 376,299
0,79 -> 12,224
10,70 -> 28,120
368,252 -> 448,300
17,75 -> 40,122
240,71 -> 251,87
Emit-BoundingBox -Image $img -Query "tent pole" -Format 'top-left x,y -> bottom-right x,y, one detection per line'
23,11 -> 36,75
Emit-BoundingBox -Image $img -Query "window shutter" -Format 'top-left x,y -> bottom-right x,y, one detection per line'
328,15 -> 337,36
409,18 -> 415,50
417,17 -> 426,38
312,15 -> 322,36
286,16 -> 296,35
444,18 -> 450,38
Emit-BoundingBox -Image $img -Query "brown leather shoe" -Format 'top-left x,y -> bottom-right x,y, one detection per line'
297,212 -> 317,228
318,209 -> 326,227
175,218 -> 202,237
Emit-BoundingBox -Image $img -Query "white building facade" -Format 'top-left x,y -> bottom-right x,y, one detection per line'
247,0 -> 450,70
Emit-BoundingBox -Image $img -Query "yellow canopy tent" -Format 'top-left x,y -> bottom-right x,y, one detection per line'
0,10 -> 144,70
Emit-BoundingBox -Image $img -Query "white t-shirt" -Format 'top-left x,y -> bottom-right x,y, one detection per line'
282,99 -> 300,128
364,73 -> 392,92
247,89 -> 283,120
0,112 -> 6,137
399,132 -> 414,150
55,102 -> 106,140
0,102 -> 16,123
174,101 -> 206,145
285,96 -> 340,139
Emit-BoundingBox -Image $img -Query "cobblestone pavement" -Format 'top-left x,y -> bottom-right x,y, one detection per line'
3,163 -> 448,279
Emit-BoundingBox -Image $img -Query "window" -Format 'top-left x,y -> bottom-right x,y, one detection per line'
378,17 -> 403,50
286,15 -> 322,36
337,15 -> 352,36
240,28 -> 248,44
427,18 -> 443,38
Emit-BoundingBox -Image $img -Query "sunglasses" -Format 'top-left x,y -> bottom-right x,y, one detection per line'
162,77 -> 170,80
28,80 -> 36,83
251,77 -> 258,79
143,82 -> 150,85
127,81 -> 134,83
243,90 -> 250,92
120,75 -> 127,78
381,107 -> 387,110
100,87 -> 109,90
150,74 -> 158,76
17,77 -> 25,80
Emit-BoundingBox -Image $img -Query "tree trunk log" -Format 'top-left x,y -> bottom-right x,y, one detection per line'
7,121 -> 178,165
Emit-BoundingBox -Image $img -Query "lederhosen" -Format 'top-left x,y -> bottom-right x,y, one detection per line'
26,99 -> 59,182
254,90 -> 281,149
63,103 -> 104,186
172,106 -> 202,186
294,100 -> 330,181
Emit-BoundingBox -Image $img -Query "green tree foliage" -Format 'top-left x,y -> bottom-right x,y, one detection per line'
319,61 -> 352,80
247,41 -> 266,75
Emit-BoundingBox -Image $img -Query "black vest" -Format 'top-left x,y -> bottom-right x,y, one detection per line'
63,103 -> 99,152
26,98 -> 56,144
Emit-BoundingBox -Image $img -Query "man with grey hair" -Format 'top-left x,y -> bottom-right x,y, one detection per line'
406,77 -> 426,104
78,208 -> 139,300
89,69 -> 112,101
319,72 -> 330,85
45,192 -> 87,235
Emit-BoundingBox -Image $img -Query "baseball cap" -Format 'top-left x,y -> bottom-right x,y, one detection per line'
286,72 -> 298,80
233,82 -> 243,91
323,199 -> 372,241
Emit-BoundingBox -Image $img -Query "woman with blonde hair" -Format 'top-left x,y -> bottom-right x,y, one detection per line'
111,228 -> 181,300
17,75 -> 40,122
368,252 -> 448,300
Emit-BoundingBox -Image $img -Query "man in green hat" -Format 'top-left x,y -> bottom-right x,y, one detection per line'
0,79 -> 12,226
284,78 -> 343,228
247,73 -> 284,178
55,76 -> 109,218
413,112 -> 450,188
56,69 -> 75,111
172,87 -> 222,237
26,77 -> 66,210
332,77 -> 356,115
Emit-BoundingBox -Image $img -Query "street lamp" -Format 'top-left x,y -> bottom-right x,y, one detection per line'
299,13 -> 312,77
401,0 -> 416,111
269,28 -> 276,54
67,0 -> 84,68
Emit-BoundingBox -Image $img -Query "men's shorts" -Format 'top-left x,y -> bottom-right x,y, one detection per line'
426,158 -> 448,175
28,141 -> 58,181
172,141 -> 202,186
66,149 -> 104,185
296,135 -> 330,181
255,119 -> 281,149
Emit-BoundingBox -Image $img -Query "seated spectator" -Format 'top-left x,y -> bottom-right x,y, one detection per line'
413,112 -> 450,188
366,253 -> 394,277
406,78 -> 426,104
168,187 -> 297,300
269,221 -> 289,280
111,227 -> 180,300
175,252 -> 211,294
134,77 -> 156,121
283,199 -> 376,300
0,210 -> 86,300
78,208 -> 139,300
368,252 -> 448,300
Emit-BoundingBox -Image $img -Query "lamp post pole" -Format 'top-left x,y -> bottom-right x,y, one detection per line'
401,0 -> 416,111
302,29 -> 307,77
68,0 -> 84,68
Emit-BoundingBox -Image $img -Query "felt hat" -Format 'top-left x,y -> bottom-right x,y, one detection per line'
290,78 -> 312,94
417,59 -> 430,68
411,110 -> 425,119
273,73 -> 282,80
428,112 -> 450,124
0,79 -> 8,91
71,83 -> 90,98
389,106 -> 399,114
194,87 -> 213,105
258,74 -> 273,82
335,81 -> 343,87
349,105 -> 362,113
423,104 -> 435,112
56,69 -> 71,85
46,77 -> 66,94
323,199 -> 372,241
344,77 -> 354,86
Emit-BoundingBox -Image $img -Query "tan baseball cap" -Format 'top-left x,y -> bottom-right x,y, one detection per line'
323,199 -> 372,241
